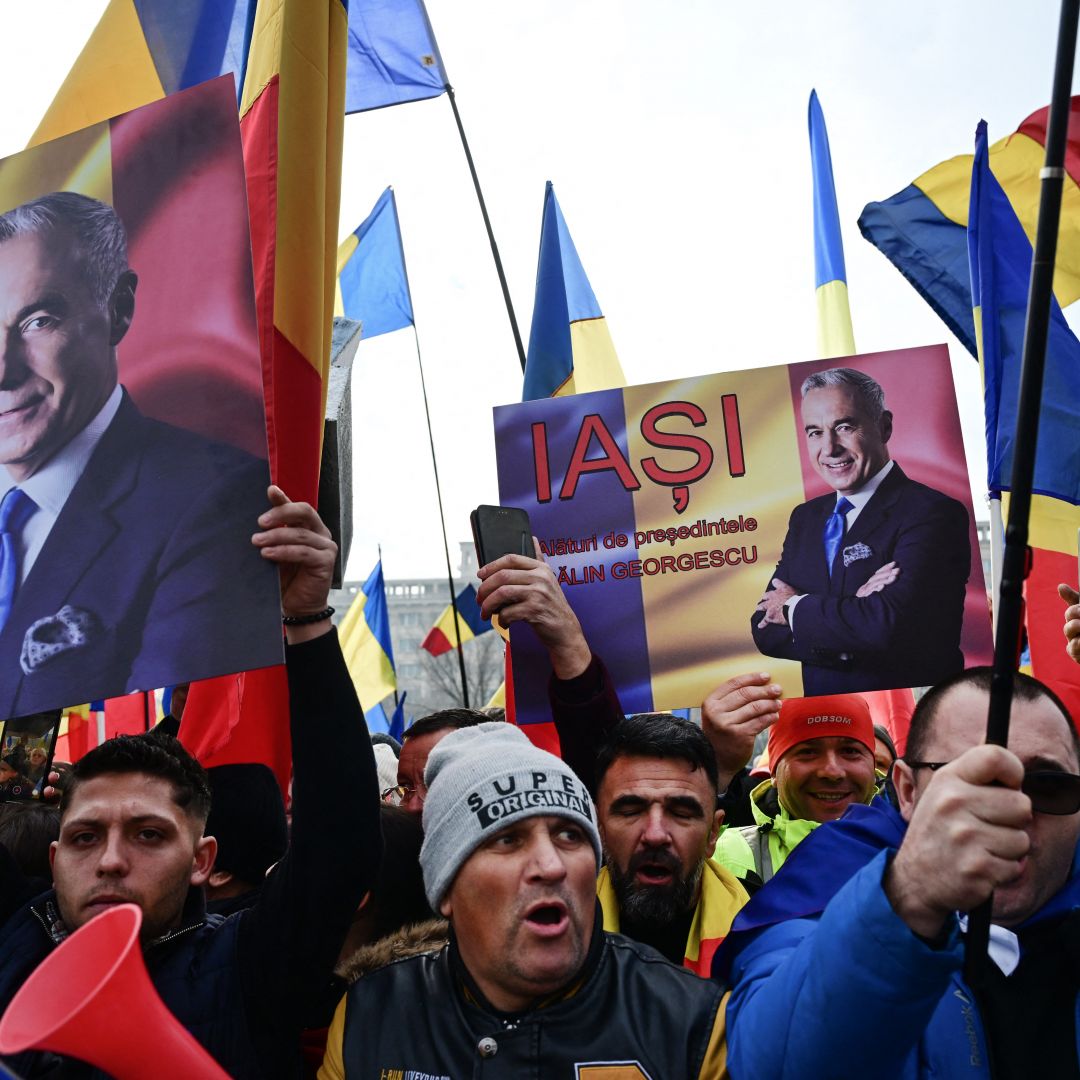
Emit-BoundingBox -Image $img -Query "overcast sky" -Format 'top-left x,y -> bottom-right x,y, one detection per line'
0,1 -> 1074,580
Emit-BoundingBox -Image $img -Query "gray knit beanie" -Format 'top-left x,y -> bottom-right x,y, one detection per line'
419,722 -> 601,908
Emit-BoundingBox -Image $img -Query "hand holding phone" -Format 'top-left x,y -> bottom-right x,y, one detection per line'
471,505 -> 536,568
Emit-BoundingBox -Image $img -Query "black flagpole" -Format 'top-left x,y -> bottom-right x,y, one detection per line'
965,0 -> 1080,986
445,84 -> 528,373
415,0 -> 527,371
412,326 -> 471,708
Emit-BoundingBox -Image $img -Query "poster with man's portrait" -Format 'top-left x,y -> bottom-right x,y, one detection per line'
494,344 -> 993,728
0,76 -> 282,720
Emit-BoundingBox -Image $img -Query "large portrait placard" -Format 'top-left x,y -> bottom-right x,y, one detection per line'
495,344 -> 992,725
0,77 -> 282,719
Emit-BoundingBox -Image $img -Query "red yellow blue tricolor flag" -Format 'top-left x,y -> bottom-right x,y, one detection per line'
339,561 -> 398,712
809,90 -> 855,359
421,584 -> 492,657
968,120 -> 1080,717
860,97 -> 1080,358
522,182 -> 626,401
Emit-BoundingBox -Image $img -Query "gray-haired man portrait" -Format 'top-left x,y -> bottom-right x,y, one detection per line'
0,191 -> 281,718
751,366 -> 972,694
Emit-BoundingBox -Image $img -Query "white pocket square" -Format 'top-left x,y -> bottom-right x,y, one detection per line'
21,605 -> 99,675
842,542 -> 873,568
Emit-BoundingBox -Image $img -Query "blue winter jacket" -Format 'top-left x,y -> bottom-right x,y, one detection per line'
724,803 -> 1080,1079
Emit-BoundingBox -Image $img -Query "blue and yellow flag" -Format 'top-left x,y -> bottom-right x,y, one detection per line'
335,186 -> 414,338
968,119 -> 1080,717
860,97 -> 1080,358
809,90 -> 855,359
339,560 -> 397,712
522,181 -> 626,401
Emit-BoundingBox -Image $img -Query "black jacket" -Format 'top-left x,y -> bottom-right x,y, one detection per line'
0,629 -> 381,1079
321,914 -> 728,1079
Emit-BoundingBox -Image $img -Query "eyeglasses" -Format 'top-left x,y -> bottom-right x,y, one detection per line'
381,783 -> 425,806
905,761 -> 1080,816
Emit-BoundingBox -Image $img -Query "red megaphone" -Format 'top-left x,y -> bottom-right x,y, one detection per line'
0,903 -> 229,1078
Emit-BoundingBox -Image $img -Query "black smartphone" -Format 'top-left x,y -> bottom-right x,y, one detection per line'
471,505 -> 536,568
0,710 -> 61,802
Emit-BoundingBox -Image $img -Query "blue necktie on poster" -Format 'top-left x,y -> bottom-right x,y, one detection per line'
0,488 -> 35,632
823,496 -> 853,576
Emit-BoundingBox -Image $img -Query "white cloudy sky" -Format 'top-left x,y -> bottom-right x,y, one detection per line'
0,1 -> 1074,580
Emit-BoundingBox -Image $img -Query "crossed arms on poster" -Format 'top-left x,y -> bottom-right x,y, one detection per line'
751,368 -> 971,695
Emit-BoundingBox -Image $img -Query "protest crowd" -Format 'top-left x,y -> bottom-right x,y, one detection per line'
4,3 -> 1080,1079
0,476 -> 1078,1078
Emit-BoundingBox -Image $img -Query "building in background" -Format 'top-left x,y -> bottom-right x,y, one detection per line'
331,542 -> 503,718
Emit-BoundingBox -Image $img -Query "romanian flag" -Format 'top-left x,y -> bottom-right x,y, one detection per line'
521,182 -> 626,401
56,693 -> 157,763
860,98 -> 1080,359
421,584 -> 492,656
808,90 -> 855,360
336,186 -> 415,337
968,120 -> 1080,719
338,561 -> 398,713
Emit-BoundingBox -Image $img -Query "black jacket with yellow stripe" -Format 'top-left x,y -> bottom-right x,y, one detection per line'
319,913 -> 727,1079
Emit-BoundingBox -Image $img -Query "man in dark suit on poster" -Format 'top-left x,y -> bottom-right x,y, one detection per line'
751,367 -> 971,694
0,191 -> 282,719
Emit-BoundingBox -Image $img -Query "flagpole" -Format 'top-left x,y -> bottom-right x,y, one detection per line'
412,327 -> 471,708
444,85 -> 528,373
965,0 -> 1079,986
378,542 -> 401,710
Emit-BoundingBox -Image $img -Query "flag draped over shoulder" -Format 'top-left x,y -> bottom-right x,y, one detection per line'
344,0 -> 446,113
339,561 -> 398,712
336,186 -> 415,337
421,584 -> 491,656
808,90 -> 855,359
968,120 -> 1080,718
522,182 -> 626,401
860,98 -> 1080,358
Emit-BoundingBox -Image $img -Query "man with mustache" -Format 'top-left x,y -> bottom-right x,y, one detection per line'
320,723 -> 729,1078
593,712 -> 749,974
751,366 -> 971,694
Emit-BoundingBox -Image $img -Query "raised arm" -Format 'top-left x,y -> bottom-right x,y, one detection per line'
476,551 -> 622,795
238,489 -> 382,1029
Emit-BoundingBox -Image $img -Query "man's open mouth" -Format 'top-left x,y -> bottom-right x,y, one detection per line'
634,863 -> 675,886
523,900 -> 569,936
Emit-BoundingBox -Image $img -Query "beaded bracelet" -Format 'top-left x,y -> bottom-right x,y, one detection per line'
282,606 -> 335,626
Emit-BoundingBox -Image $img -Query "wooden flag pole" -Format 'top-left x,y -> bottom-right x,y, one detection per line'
965,0 -> 1080,986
